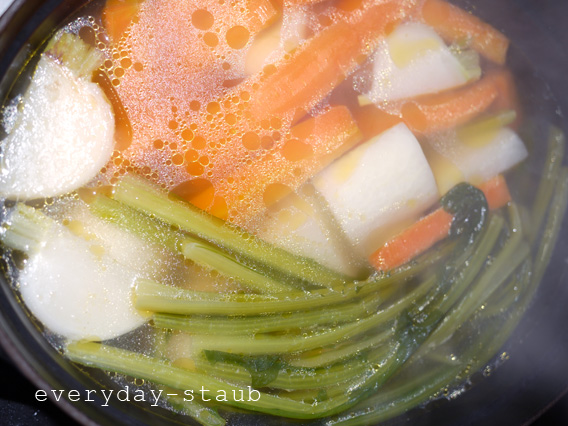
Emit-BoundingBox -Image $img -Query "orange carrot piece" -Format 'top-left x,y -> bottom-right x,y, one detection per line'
477,174 -> 511,210
111,0 -> 281,189
212,106 -> 362,221
370,174 -> 511,271
102,0 -> 144,43
351,104 -> 403,141
245,0 -> 280,34
401,71 -> 502,134
248,0 -> 417,119
420,0 -> 509,65
489,69 -> 521,129
370,208 -> 453,272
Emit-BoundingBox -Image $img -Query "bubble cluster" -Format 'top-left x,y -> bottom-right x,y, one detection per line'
84,0 -> 354,229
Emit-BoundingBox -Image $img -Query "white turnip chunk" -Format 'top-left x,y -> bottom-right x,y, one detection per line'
362,22 -> 475,103
427,122 -> 528,193
256,186 -> 369,278
0,35 -> 114,200
1,204 -> 149,341
313,123 -> 438,257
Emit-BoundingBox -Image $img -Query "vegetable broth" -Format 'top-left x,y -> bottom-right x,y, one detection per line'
0,0 -> 566,425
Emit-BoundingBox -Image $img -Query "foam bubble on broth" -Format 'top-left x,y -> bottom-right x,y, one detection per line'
93,0 -> 377,230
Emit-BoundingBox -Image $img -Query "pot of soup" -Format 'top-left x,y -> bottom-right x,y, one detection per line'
0,0 -> 567,425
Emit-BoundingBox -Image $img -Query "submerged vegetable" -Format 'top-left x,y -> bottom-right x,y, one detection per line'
0,1 -> 565,425
0,34 -> 114,200
0,203 -> 149,340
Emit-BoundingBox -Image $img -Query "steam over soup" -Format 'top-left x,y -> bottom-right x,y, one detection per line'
0,0 -> 567,425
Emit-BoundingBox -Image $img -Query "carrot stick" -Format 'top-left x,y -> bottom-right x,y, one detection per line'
419,0 -> 509,65
244,0 -> 280,34
102,0 -> 144,44
209,106 -> 362,221
489,69 -> 521,129
400,71 -> 502,134
350,104 -> 403,141
369,174 -> 511,271
248,0 -> 418,119
370,207 -> 453,272
477,174 -> 511,211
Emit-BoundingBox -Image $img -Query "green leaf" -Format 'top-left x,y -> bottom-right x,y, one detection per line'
204,350 -> 283,388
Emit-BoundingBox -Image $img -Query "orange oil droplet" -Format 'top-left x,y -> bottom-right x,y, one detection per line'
172,153 -> 184,165
182,129 -> 194,141
192,136 -> 207,150
185,149 -> 199,163
242,132 -> 260,150
204,32 -> 219,47
187,161 -> 205,176
190,101 -> 201,111
225,113 -> 237,125
207,102 -> 221,114
263,64 -> 277,76
79,26 -> 96,46
318,14 -> 332,27
120,57 -> 132,69
192,9 -> 214,30
261,136 -> 274,149
226,25 -> 250,49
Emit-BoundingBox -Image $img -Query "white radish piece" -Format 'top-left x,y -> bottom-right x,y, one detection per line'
427,124 -> 528,192
256,185 -> 369,278
313,123 -> 438,256
0,41 -> 114,200
1,204 -> 149,341
362,22 -> 474,103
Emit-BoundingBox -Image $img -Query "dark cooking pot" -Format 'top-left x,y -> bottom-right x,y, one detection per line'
0,0 -> 567,425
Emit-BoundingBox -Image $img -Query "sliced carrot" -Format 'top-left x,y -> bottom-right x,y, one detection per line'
369,174 -> 511,271
489,69 -> 521,129
350,104 -> 403,141
477,174 -> 511,210
370,207 -> 453,272
248,0 -> 417,119
110,0 -> 281,189
244,0 -> 280,34
420,0 -> 509,65
401,71 -> 502,134
102,0 -> 144,44
212,106 -> 362,222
